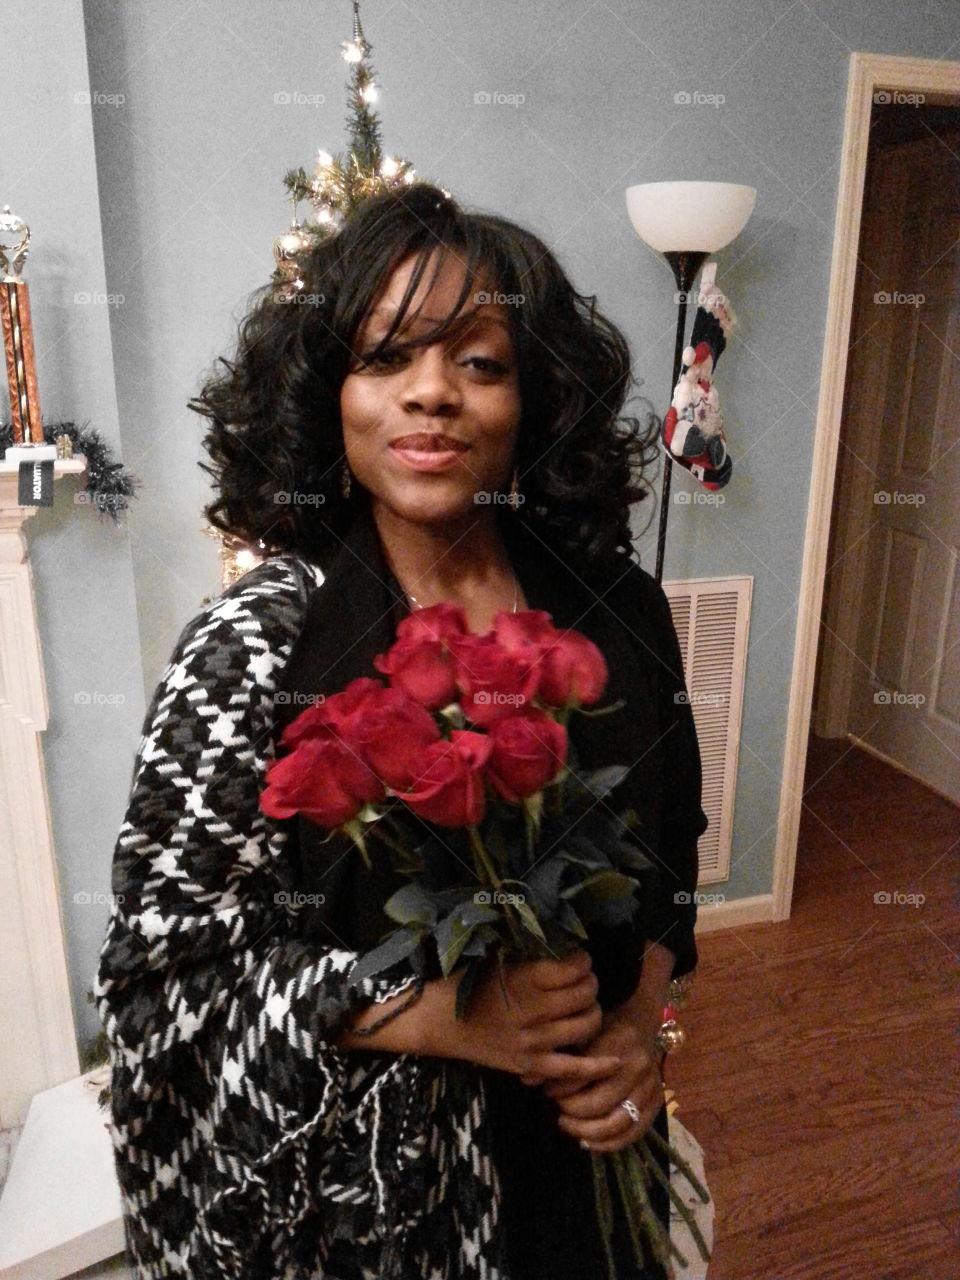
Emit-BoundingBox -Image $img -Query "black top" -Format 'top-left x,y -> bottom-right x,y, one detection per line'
275,500 -> 706,991
273,503 -> 707,1279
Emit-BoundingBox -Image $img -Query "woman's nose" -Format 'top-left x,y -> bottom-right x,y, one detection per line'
400,345 -> 461,415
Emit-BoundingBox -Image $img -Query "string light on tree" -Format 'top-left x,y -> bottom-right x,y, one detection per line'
276,0 -> 417,291
216,0 -> 425,591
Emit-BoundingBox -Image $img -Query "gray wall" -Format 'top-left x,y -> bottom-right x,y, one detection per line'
6,1 -> 957,1050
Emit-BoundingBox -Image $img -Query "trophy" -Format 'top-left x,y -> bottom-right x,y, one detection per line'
1,205 -> 56,503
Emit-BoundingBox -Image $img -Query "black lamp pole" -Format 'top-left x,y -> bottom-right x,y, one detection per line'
654,249 -> 709,584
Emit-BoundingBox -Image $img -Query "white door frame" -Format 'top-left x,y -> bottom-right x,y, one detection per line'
772,52 -> 960,921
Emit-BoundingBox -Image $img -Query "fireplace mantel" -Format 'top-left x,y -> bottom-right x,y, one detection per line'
0,458 -> 87,1129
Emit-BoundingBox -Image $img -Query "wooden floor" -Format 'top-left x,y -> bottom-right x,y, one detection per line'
668,735 -> 959,1280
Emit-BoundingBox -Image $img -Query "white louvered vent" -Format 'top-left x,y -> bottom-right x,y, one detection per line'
662,576 -> 752,883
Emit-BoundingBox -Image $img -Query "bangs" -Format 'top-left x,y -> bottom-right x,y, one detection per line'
338,223 -> 518,364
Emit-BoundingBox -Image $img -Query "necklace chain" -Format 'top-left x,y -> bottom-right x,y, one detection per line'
406,579 -> 520,614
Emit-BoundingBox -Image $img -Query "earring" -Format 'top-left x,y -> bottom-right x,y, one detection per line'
340,460 -> 352,500
509,467 -> 521,508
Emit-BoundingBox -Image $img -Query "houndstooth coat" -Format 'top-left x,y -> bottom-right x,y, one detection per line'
95,507 -> 706,1279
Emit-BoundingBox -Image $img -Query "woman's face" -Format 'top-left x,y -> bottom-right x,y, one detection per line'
340,250 -> 521,533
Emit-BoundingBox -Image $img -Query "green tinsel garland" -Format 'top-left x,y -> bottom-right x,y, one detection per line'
0,419 -> 140,523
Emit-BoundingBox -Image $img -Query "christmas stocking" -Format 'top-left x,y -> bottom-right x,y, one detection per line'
661,267 -> 736,490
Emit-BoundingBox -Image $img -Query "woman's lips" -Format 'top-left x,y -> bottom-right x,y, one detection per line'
390,433 -> 469,473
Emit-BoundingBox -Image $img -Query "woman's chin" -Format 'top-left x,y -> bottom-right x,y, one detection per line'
370,488 -> 498,532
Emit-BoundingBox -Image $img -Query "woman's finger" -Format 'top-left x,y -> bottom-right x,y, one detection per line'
542,1077 -> 589,1100
524,951 -> 592,989
551,1075 -> 629,1120
559,1092 -> 660,1147
525,1051 -> 621,1083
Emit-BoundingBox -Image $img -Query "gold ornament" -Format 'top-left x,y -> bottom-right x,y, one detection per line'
657,1018 -> 687,1054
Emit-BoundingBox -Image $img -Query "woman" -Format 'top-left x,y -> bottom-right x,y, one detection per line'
95,183 -> 707,1279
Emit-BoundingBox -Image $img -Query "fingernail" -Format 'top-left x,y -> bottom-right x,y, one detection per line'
579,1139 -> 591,1150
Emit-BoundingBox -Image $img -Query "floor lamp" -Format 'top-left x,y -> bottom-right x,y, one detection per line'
625,181 -> 756,583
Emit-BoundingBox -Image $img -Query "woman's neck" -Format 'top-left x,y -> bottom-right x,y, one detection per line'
373,504 -> 524,627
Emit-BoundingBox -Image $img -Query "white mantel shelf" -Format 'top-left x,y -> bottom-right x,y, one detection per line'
0,456 -> 87,474
0,456 -> 88,1132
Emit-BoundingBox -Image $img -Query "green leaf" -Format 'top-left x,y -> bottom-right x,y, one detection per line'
431,897 -> 502,977
524,859 -> 566,915
573,697 -> 626,719
574,766 -> 630,799
562,869 -> 638,902
383,883 -> 439,927
456,899 -> 502,927
348,928 -> 423,986
459,923 -> 500,958
512,898 -> 547,945
616,841 -> 653,874
435,910 -> 480,977
558,901 -> 589,939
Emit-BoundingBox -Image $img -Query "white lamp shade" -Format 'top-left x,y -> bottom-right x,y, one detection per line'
625,181 -> 756,253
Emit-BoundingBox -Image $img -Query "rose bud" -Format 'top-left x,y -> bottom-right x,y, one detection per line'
448,632 -> 541,726
400,730 -> 493,827
260,735 -> 384,828
538,630 -> 608,707
486,709 -> 568,802
350,688 -> 441,789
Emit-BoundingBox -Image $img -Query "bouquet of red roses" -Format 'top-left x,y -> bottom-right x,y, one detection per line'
259,603 -> 709,1275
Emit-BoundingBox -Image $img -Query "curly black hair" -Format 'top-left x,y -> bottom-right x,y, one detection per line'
189,182 -> 658,577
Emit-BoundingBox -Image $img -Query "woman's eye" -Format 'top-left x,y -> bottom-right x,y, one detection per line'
462,356 -> 509,376
359,346 -> 407,371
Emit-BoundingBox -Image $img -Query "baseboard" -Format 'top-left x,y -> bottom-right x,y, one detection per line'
694,893 -> 775,932
847,734 -> 959,806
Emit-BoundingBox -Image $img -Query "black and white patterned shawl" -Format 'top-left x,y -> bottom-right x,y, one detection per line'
94,507 -> 705,1279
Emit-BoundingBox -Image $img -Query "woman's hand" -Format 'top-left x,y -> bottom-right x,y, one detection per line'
450,949 -> 621,1084
525,1009 -> 663,1153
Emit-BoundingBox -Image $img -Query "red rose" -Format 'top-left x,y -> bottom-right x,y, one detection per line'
280,676 -> 385,749
486,709 -> 568,802
374,604 -> 467,709
260,735 -> 384,828
492,608 -> 561,657
538,631 -> 608,707
400,730 -> 493,827
350,687 -> 441,789
394,602 -> 469,646
374,636 -> 458,709
448,632 -> 541,726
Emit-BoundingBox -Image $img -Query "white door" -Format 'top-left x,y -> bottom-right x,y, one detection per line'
847,131 -> 960,802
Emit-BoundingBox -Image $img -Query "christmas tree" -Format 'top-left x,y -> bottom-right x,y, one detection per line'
213,0 -> 423,586
272,0 -> 419,299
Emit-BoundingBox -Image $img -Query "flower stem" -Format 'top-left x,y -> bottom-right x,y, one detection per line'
467,824 -> 524,950
636,1138 -> 710,1266
467,823 -> 502,889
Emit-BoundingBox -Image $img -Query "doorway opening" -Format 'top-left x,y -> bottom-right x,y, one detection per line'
811,98 -> 960,794
772,53 -> 960,920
